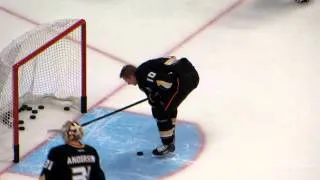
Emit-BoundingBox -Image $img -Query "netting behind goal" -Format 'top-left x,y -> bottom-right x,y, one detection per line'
0,19 -> 87,162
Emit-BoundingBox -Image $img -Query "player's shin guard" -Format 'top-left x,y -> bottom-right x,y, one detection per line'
153,118 -> 176,156
157,118 -> 175,145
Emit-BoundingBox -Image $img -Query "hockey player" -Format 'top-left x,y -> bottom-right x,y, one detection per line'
120,56 -> 199,156
39,121 -> 105,180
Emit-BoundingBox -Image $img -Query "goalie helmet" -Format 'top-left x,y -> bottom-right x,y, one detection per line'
62,121 -> 84,142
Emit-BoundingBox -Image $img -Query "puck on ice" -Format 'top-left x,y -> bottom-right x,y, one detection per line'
19,126 -> 25,131
32,110 -> 38,114
38,105 -> 44,110
64,106 -> 70,111
26,106 -> 32,111
19,104 -> 28,112
19,120 -> 24,124
136,151 -> 144,156
30,115 -> 36,119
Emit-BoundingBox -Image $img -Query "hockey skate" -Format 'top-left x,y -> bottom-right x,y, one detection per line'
152,143 -> 175,156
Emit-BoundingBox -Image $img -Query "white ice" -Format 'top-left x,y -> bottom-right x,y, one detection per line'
0,0 -> 319,179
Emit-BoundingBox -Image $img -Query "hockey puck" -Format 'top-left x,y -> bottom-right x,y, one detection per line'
64,106 -> 70,111
38,105 -> 44,110
21,104 -> 28,109
136,151 -> 144,156
19,126 -> 25,131
31,110 -> 38,114
30,115 -> 36,120
26,106 -> 32,111
19,104 -> 28,112
19,120 -> 24,124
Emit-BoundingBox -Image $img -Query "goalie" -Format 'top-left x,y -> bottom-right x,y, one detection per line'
120,56 -> 199,156
39,121 -> 105,180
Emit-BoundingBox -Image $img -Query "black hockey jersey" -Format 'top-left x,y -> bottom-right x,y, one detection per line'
135,56 -> 197,109
40,144 -> 105,180
135,57 -> 179,102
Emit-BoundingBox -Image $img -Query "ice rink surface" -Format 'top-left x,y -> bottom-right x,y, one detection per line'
0,0 -> 319,179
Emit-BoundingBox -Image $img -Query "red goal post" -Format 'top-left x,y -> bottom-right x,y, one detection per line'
0,19 -> 87,163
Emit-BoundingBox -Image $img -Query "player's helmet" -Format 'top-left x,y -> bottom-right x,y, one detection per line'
62,121 -> 84,142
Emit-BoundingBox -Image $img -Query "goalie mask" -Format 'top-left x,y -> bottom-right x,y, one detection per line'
63,121 -> 84,142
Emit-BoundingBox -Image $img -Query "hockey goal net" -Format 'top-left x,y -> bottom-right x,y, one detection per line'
0,19 -> 87,163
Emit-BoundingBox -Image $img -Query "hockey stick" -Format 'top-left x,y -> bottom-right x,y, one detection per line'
48,98 -> 148,133
81,97 -> 148,127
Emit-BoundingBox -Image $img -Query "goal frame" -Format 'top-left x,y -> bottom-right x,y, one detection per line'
11,19 -> 87,163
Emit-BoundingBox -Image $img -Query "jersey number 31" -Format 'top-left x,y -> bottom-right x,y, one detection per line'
72,166 -> 91,180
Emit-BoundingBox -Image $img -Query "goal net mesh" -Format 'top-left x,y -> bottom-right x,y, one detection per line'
0,19 -> 86,162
